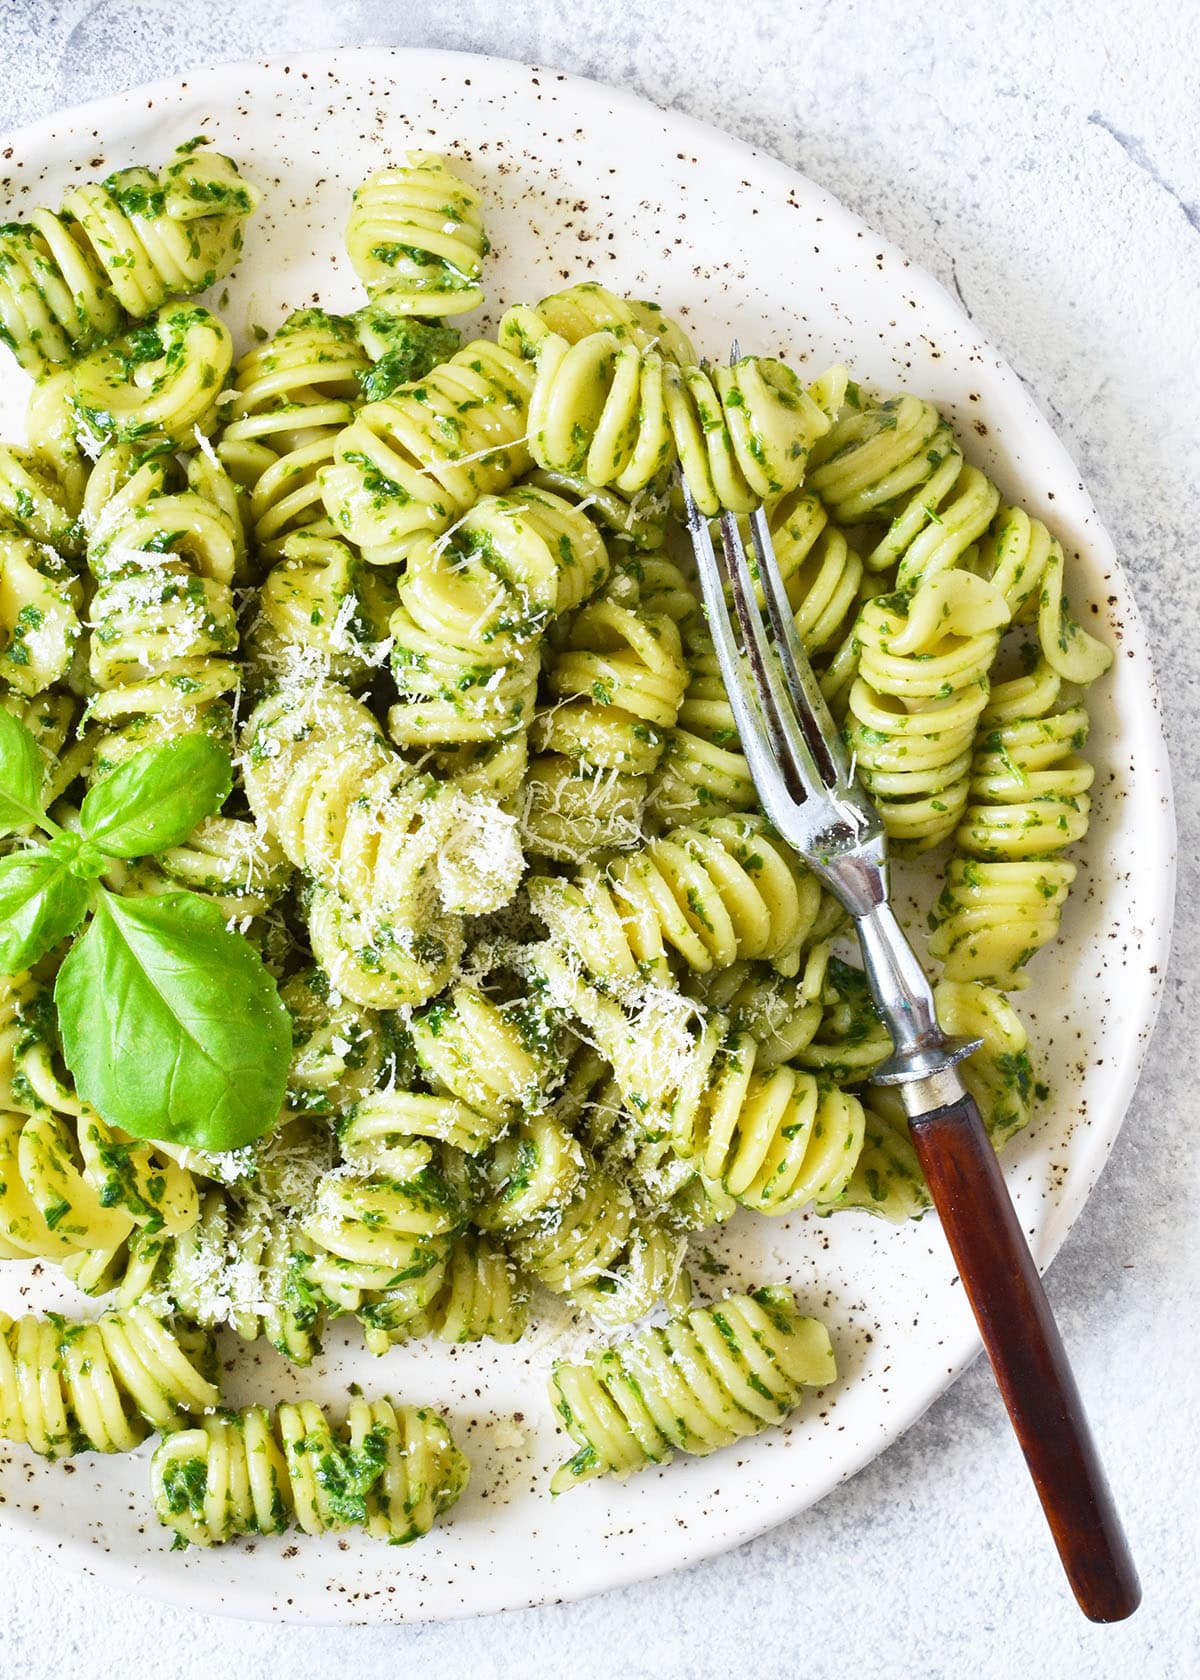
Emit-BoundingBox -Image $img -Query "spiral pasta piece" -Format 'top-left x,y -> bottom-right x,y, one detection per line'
242,680 -> 524,1006
72,304 -> 233,445
24,368 -> 91,512
451,1053 -> 677,1319
536,946 -> 862,1215
301,1159 -> 464,1312
409,982 -> 558,1124
347,152 -> 487,316
929,658 -> 1094,988
0,140 -> 257,373
807,393 -> 956,531
0,1306 -> 217,1458
529,813 -> 821,993
549,1286 -> 834,1489
0,437 -> 83,556
808,389 -> 1111,701
794,956 -> 895,1083
523,561 -> 688,856
979,504 -> 1113,685
217,307 -> 370,556
281,968 -> 388,1118
525,328 -> 846,516
123,813 -> 293,920
846,569 -> 1010,849
0,533 -> 82,697
320,337 -> 536,563
499,282 -> 695,364
387,484 -> 611,796
130,1187 -> 325,1365
151,1395 -> 467,1547
822,1101 -> 932,1223
357,1231 -> 528,1351
249,531 -> 395,686
83,440 -> 244,776
532,573 -> 688,776
0,975 -> 199,1260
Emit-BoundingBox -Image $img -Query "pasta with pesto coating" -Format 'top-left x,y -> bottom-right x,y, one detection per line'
151,1395 -> 467,1547
0,136 -> 1121,1539
82,439 -> 243,779
549,1287 -> 835,1490
0,1306 -> 217,1458
347,153 -> 488,316
320,336 -> 536,563
929,657 -> 1094,988
0,139 -> 258,374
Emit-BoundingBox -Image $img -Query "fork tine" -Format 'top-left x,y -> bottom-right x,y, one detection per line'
746,503 -> 848,791
679,477 -> 802,817
716,507 -> 834,807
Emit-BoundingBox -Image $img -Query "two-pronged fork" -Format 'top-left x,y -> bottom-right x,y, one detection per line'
680,375 -> 1140,1623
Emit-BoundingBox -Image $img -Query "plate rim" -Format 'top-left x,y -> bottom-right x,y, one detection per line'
0,42 -> 1177,1624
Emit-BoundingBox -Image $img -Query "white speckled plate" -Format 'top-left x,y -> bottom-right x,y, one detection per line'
0,47 -> 1175,1624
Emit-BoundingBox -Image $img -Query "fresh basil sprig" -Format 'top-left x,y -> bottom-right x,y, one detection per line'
0,711 -> 290,1152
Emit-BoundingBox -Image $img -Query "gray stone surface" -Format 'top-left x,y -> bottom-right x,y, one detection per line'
0,3 -> 1196,1676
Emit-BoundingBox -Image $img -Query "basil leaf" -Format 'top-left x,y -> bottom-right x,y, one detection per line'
79,734 -> 233,858
0,708 -> 47,836
0,848 -> 90,971
55,888 -> 290,1150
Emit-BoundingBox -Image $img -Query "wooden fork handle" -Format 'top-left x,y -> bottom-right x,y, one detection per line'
907,1090 -> 1141,1622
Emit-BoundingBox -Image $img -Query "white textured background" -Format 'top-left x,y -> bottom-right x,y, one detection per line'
0,3 -> 1197,1676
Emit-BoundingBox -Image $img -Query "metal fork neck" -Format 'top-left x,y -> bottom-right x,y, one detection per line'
854,901 -> 978,1089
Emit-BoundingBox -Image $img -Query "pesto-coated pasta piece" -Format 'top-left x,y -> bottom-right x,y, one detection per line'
524,328 -> 846,515
549,1286 -> 834,1490
532,570 -> 688,776
529,812 -> 823,994
521,550 -> 695,858
409,982 -> 560,1125
346,152 -> 488,316
82,439 -> 244,778
807,391 -> 956,530
24,368 -> 91,511
388,484 -> 611,797
499,282 -> 695,363
0,533 -> 82,697
808,391 -> 1111,686
301,1159 -> 464,1314
0,974 -> 199,1260
0,1305 -> 217,1458
0,140 -> 258,374
128,1186 -> 324,1365
929,658 -> 1094,989
0,439 -> 83,556
816,1100 -> 932,1223
979,505 -> 1112,685
217,307 -> 370,557
358,1230 -> 528,1351
121,813 -> 293,920
242,680 -> 523,1005
281,967 -> 388,1118
72,304 -> 233,445
320,337 -> 536,563
151,1395 -> 467,1547
846,569 -> 1010,850
537,945 -> 864,1217
250,530 -> 395,686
